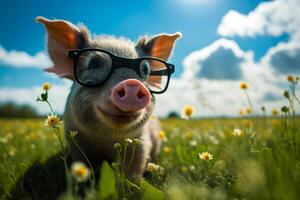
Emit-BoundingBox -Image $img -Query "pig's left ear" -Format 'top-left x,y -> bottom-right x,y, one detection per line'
136,32 -> 181,89
136,32 -> 182,61
36,16 -> 89,80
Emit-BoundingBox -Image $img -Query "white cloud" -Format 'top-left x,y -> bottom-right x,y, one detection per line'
156,35 -> 300,117
217,0 -> 300,39
0,81 -> 71,114
260,40 -> 300,75
182,39 -> 253,80
0,45 -> 51,68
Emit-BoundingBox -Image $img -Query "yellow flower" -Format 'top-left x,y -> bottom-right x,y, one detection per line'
0,137 -> 8,144
239,109 -> 244,116
146,162 -> 159,172
181,166 -> 188,173
199,152 -> 213,161
287,75 -> 294,82
272,109 -> 279,116
163,146 -> 172,154
71,162 -> 91,182
150,115 -> 156,120
44,113 -> 60,128
246,107 -> 252,115
181,105 -> 195,120
232,128 -> 242,137
159,130 -> 167,141
8,146 -> 17,156
42,82 -> 51,91
243,120 -> 254,128
272,119 -> 279,126
184,132 -> 193,140
240,82 -> 248,90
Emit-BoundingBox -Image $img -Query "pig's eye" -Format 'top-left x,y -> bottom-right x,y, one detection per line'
88,57 -> 106,69
139,60 -> 151,78
76,51 -> 112,86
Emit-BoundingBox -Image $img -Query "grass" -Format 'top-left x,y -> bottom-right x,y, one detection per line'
0,116 -> 300,200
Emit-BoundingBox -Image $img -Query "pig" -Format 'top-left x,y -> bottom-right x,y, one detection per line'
36,16 -> 181,180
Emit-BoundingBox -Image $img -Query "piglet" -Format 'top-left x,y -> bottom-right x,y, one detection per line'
37,16 -> 181,180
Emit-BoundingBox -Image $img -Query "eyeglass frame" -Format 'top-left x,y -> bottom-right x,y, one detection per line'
67,48 -> 175,94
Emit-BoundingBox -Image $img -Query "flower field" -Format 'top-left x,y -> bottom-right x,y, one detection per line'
1,116 -> 300,199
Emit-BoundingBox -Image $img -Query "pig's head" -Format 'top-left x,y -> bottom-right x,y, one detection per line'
37,16 -> 181,136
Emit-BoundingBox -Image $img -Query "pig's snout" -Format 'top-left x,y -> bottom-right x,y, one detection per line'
111,79 -> 151,112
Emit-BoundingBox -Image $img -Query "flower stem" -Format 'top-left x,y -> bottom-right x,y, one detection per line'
46,100 -> 54,113
72,139 -> 96,185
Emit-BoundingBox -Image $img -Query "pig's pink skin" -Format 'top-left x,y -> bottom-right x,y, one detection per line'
110,79 -> 151,112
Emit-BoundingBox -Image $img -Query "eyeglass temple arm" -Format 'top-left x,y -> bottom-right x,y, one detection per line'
150,64 -> 175,76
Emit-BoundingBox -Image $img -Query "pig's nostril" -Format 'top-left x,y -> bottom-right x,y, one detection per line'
137,90 -> 145,99
117,88 -> 126,98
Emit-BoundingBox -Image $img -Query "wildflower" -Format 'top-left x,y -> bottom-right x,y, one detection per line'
199,152 -> 213,161
125,138 -> 133,144
68,130 -> 78,139
0,137 -> 8,144
133,138 -> 140,145
261,106 -> 266,112
272,119 -> 279,126
44,113 -> 60,128
287,75 -> 294,82
281,106 -> 290,114
114,142 -> 121,149
189,165 -> 196,171
150,115 -> 156,120
189,140 -> 198,147
239,109 -> 244,116
240,82 -> 248,90
243,120 -> 254,128
181,105 -> 195,120
159,130 -> 167,141
246,107 -> 252,115
272,109 -> 279,116
208,135 -> 219,145
146,162 -> 159,172
181,166 -> 188,173
232,128 -> 242,137
8,146 -> 17,156
42,82 -> 51,91
71,162 -> 91,182
163,146 -> 172,154
183,132 -> 193,140
111,162 -> 119,169
283,90 -> 290,99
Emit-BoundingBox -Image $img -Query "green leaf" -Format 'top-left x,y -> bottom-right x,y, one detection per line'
140,180 -> 165,200
41,92 -> 48,101
99,161 -> 117,199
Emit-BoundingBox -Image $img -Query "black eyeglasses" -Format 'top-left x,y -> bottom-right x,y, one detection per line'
68,48 -> 175,94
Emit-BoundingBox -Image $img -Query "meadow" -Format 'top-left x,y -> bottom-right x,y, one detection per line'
0,116 -> 300,200
0,78 -> 300,200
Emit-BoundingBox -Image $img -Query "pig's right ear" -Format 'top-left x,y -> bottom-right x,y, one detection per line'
36,16 -> 88,80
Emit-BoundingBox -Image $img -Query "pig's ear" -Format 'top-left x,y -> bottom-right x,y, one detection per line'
136,32 -> 181,89
36,16 -> 89,80
136,32 -> 182,61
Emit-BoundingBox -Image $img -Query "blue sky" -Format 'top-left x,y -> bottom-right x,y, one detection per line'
0,0 -> 278,84
0,0 -> 299,116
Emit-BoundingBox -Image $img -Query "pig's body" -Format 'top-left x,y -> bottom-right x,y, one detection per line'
36,16 -> 180,180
